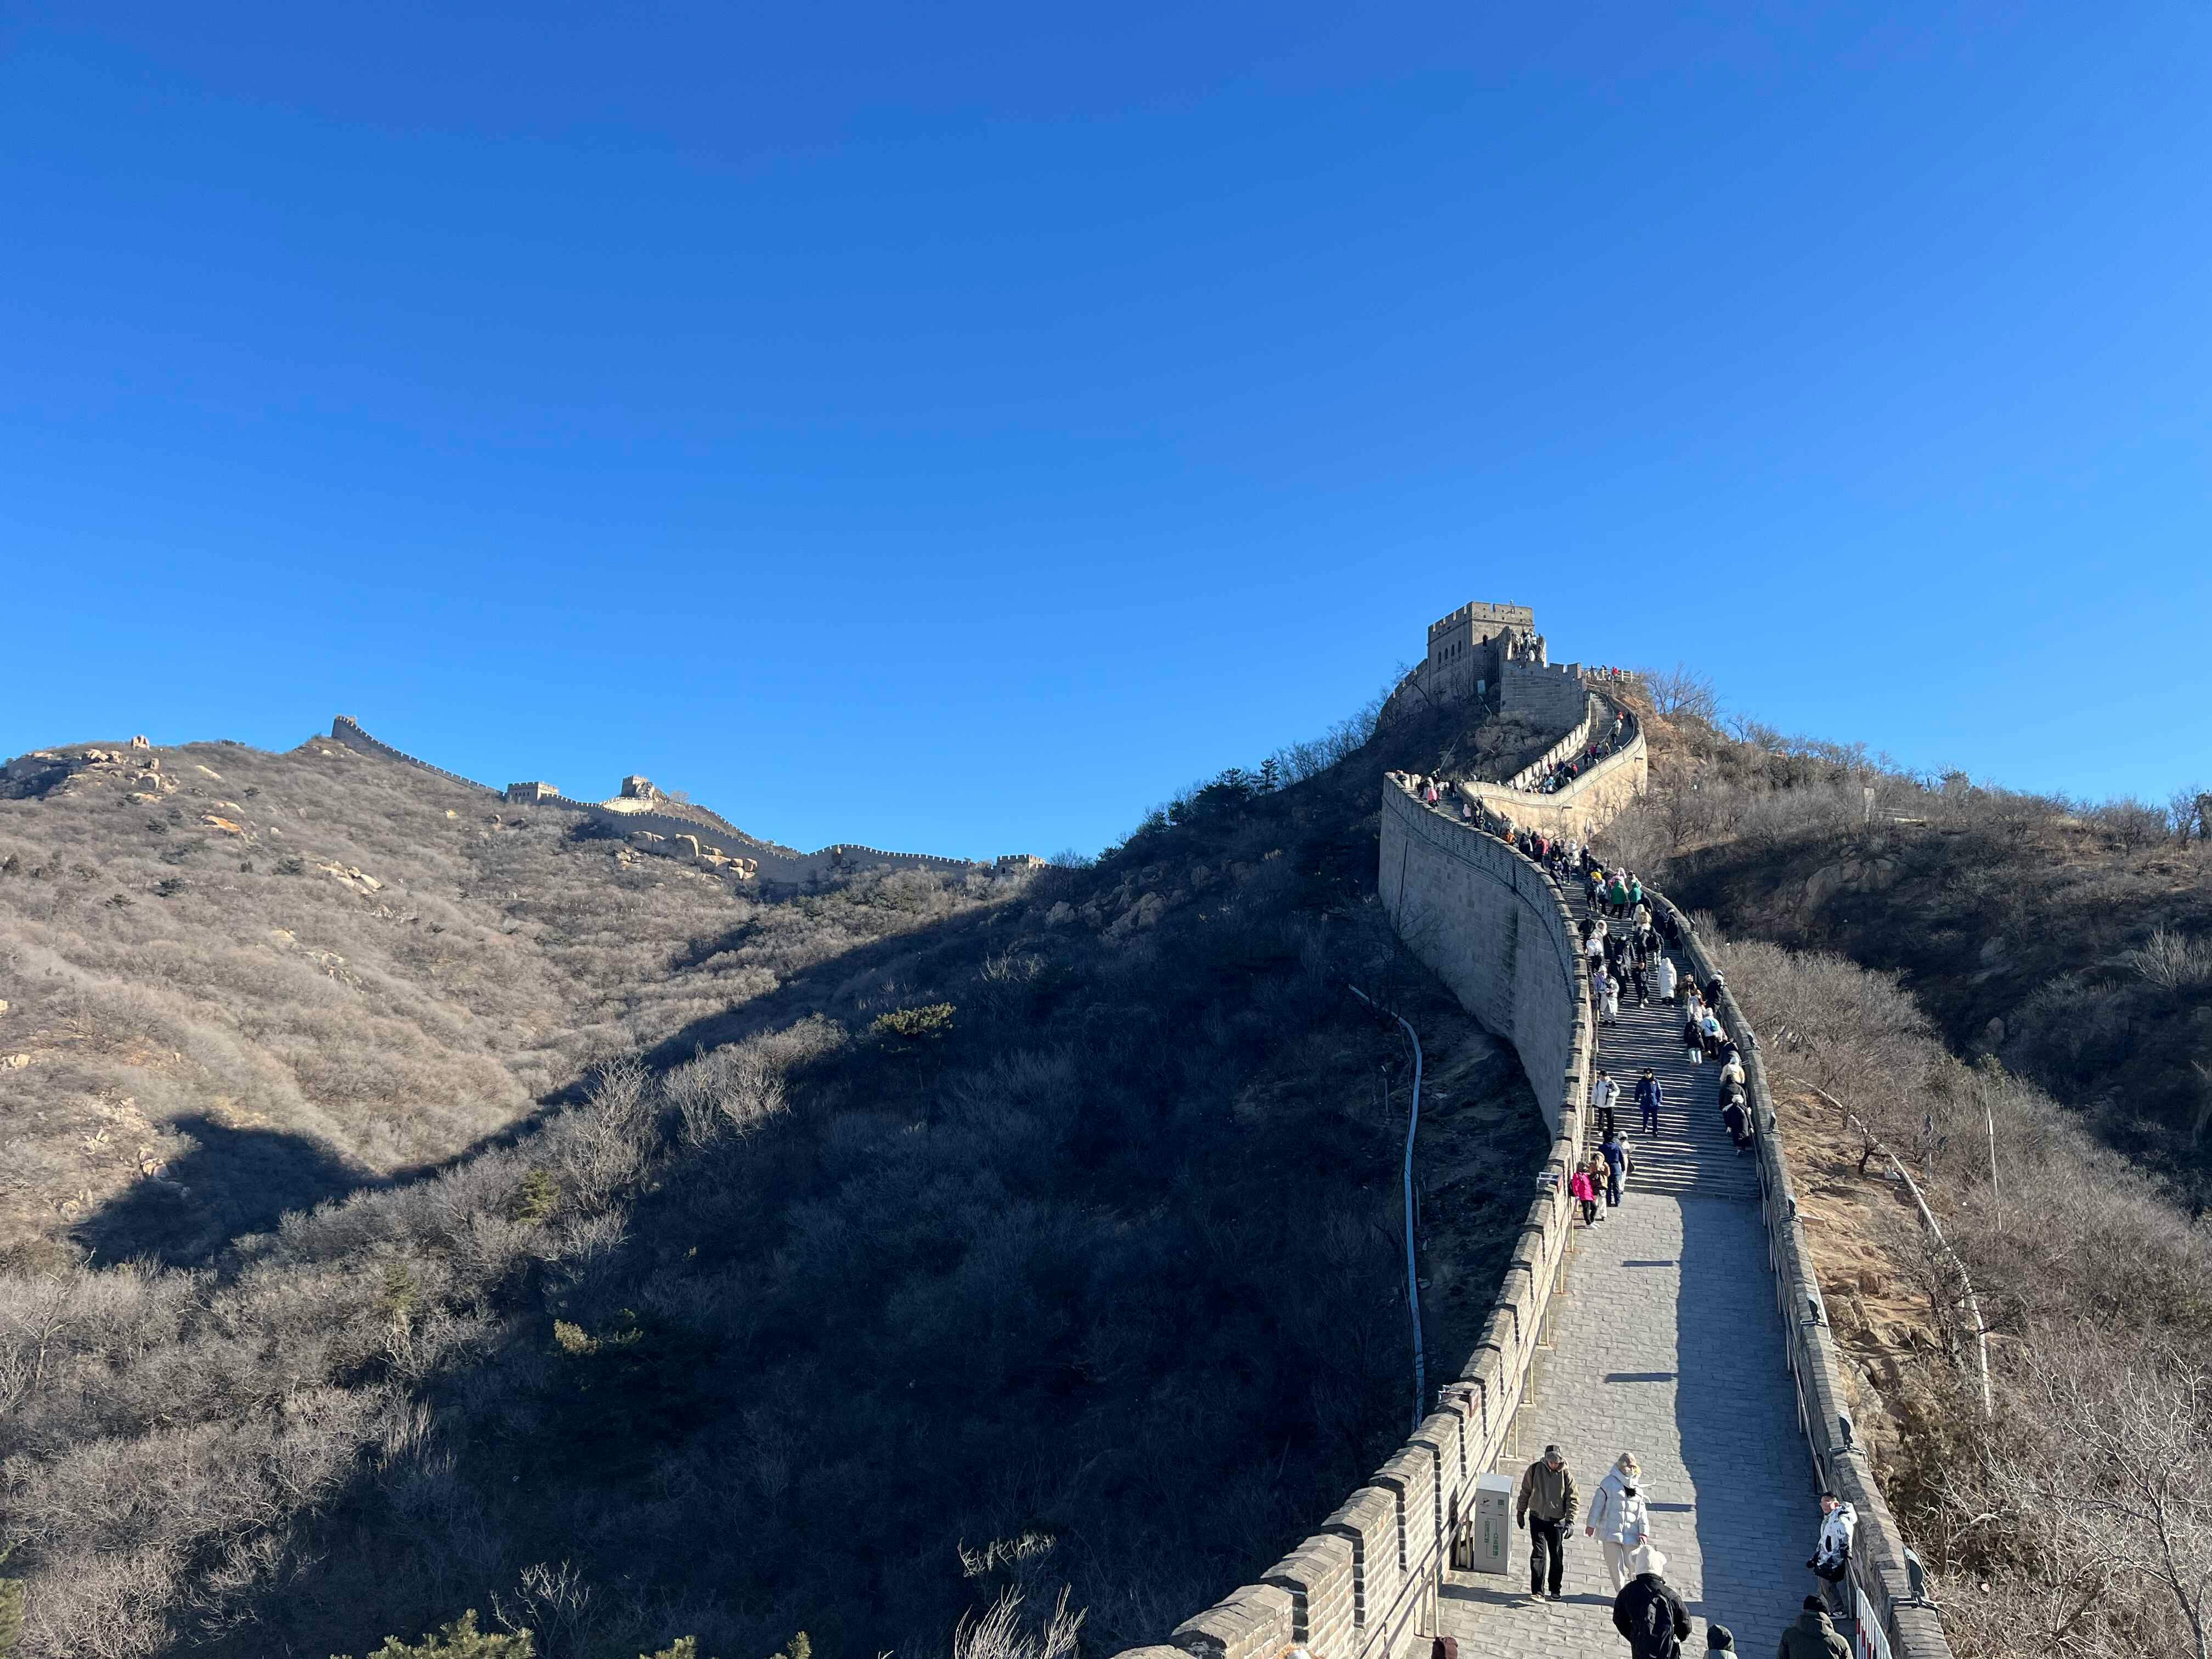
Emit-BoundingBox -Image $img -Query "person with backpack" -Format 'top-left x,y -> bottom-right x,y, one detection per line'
1611,1546 -> 1691,1658
1585,1452 -> 1652,1594
1635,1070 -> 1663,1135
1601,1128 -> 1628,1209
1778,1596 -> 1849,1658
1721,1095 -> 1752,1151
1515,1443 -> 1579,1600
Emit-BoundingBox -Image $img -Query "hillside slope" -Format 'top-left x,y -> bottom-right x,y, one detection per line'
0,697 -> 1550,1659
0,736 -> 981,1271
1581,687 -> 2212,1656
1596,698 -> 2212,1191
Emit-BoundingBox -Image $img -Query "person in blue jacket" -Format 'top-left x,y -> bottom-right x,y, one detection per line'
1635,1069 -> 1664,1135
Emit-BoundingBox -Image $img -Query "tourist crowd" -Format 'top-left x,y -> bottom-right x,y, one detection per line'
1504,1412 -> 1859,1656
1509,705 -> 1635,794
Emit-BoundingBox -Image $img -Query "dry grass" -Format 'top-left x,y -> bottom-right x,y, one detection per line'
0,701 -> 1547,1659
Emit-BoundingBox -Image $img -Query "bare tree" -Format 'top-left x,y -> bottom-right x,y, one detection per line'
1638,663 -> 1720,723
2021,1346 -> 2212,1659
2169,786 -> 2211,843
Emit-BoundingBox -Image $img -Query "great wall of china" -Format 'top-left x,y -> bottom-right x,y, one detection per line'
1107,604 -> 1950,1659
325,716 -> 1008,888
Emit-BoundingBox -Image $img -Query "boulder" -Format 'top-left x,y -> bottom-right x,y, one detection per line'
131,735 -> 150,748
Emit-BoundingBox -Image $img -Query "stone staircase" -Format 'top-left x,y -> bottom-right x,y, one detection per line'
1575,897 -> 1762,1205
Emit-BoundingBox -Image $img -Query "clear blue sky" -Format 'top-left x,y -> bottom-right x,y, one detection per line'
5,5 -> 2208,858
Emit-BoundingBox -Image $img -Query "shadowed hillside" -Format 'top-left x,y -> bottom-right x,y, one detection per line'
0,695 -> 1551,1659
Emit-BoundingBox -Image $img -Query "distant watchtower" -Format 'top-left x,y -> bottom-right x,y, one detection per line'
1424,600 -> 1539,703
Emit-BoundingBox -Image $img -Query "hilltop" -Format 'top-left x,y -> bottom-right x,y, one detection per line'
0,694 -> 1551,1658
0,733 -> 995,1270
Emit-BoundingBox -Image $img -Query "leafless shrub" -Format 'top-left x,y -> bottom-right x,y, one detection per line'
2121,928 -> 2212,992
2087,797 -> 2171,855
951,1587 -> 1084,1659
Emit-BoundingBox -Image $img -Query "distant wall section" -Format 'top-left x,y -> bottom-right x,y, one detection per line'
326,717 -> 980,887
1462,699 -> 1647,843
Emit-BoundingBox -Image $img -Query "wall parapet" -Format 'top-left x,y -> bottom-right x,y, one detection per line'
1116,782 -> 1594,1659
1645,891 -> 1953,1659
1461,698 -> 1646,843
1504,695 -> 1598,791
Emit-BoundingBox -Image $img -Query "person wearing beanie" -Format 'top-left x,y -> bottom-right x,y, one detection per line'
1515,1443 -> 1579,1601
1610,1545 -> 1690,1658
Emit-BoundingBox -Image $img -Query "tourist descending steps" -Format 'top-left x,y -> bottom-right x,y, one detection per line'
1587,1454 -> 1654,1595
1636,1068 -> 1664,1135
1515,1444 -> 1580,1601
1592,1068 -> 1621,1138
1601,1127 -> 1628,1210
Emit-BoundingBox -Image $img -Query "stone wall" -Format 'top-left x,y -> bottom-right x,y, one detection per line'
326,718 -> 980,887
1462,702 -> 1648,843
1379,783 -> 1589,1135
1496,659 -> 1588,730
1111,783 -> 1594,1659
1650,893 -> 1953,1659
1502,696 -> 1598,792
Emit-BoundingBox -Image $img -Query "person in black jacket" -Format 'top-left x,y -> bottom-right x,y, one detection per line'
1612,1548 -> 1692,1658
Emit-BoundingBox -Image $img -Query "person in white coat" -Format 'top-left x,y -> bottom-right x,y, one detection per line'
1808,1492 -> 1857,1584
1585,1452 -> 1652,1594
1654,955 -> 1677,1003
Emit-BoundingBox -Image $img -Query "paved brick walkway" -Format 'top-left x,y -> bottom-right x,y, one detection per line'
1438,909 -> 1817,1657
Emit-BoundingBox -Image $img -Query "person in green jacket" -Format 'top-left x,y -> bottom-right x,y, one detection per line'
1776,1596 -> 1848,1659
1515,1444 -> 1579,1600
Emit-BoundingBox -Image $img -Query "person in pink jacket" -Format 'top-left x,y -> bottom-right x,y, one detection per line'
1571,1164 -> 1599,1226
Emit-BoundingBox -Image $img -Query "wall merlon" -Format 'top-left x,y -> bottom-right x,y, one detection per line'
1170,1585 -> 1295,1659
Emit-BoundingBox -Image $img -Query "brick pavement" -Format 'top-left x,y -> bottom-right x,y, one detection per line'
1438,910 -> 1818,1657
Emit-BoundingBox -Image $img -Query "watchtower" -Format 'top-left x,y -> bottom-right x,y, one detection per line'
1424,601 -> 1540,702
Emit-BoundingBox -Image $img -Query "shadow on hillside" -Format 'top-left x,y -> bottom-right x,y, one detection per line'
76,1115 -> 374,1268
